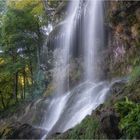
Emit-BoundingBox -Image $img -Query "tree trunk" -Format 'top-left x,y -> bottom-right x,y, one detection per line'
14,72 -> 18,102
37,22 -> 42,69
23,68 -> 26,99
26,46 -> 34,85
29,61 -> 34,85
0,91 -> 6,109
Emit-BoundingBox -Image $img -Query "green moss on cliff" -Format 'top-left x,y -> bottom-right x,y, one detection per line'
55,115 -> 105,139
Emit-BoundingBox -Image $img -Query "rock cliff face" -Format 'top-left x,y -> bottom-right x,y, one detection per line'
107,1 -> 140,78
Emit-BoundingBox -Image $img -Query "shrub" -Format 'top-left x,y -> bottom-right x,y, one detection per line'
115,97 -> 140,138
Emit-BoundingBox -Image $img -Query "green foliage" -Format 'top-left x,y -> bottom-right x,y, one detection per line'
115,97 -> 140,138
57,116 -> 103,139
130,66 -> 140,82
2,8 -> 39,50
115,97 -> 135,117
0,0 -> 46,112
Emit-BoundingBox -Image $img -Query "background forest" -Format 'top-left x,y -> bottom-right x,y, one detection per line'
0,0 -> 59,111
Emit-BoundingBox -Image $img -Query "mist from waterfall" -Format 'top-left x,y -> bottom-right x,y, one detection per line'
40,0 -> 109,138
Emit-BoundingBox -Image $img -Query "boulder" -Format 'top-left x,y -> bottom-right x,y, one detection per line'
0,122 -> 21,139
100,110 -> 121,139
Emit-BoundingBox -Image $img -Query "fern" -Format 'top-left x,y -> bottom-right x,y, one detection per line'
115,98 -> 140,138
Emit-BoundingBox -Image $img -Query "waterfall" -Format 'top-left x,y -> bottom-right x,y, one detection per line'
53,0 -> 81,95
83,0 -> 104,81
41,0 -> 81,134
40,0 -> 109,138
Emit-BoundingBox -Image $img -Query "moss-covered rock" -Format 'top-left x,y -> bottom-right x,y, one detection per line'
107,1 -> 140,79
53,115 -> 105,139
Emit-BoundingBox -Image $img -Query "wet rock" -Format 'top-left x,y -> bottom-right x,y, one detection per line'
136,8 -> 140,21
0,123 -> 46,139
110,79 -> 127,95
0,122 -> 21,139
20,98 -> 50,126
100,110 -> 121,139
8,123 -> 46,139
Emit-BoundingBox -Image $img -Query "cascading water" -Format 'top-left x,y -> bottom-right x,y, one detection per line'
53,0 -> 80,95
40,0 -> 109,138
84,0 -> 104,81
41,0 -> 81,135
